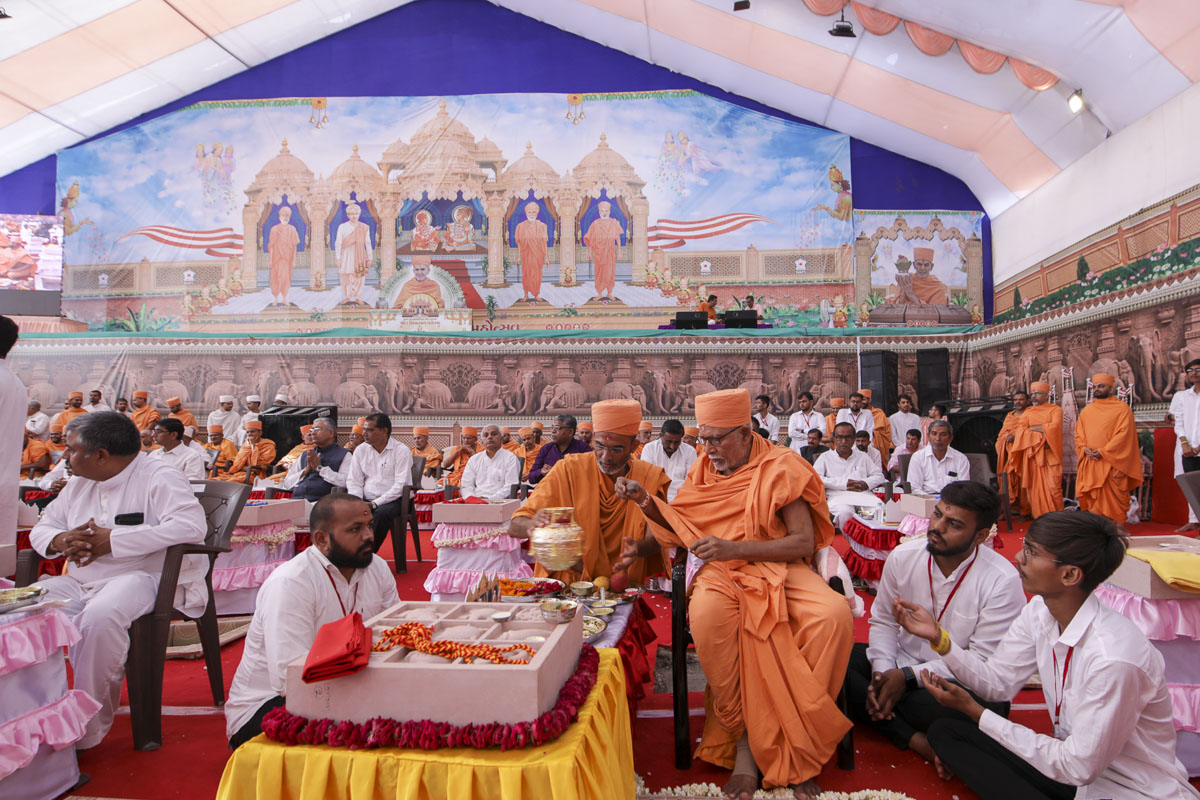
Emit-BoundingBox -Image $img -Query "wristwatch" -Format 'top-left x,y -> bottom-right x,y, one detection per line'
902,666 -> 918,690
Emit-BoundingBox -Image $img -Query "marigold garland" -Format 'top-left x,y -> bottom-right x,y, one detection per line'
261,644 -> 601,751
371,621 -> 534,664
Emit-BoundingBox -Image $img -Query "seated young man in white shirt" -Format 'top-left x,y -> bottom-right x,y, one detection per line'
637,418 -> 697,501
845,481 -> 1025,775
225,494 -> 399,749
854,429 -> 884,472
906,420 -> 971,495
459,424 -> 522,501
147,416 -> 206,480
28,411 -> 207,748
346,412 -> 413,557
895,511 -> 1200,800
752,394 -> 780,443
814,421 -> 886,529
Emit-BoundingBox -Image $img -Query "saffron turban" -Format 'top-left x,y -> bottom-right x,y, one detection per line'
519,427 -> 533,437
300,425 -> 313,435
638,421 -> 653,432
167,396 -> 182,406
208,425 -> 223,433
684,426 -> 699,437
245,420 -> 262,431
461,426 -> 478,437
413,426 -> 430,436
578,422 -> 593,432
695,388 -> 752,429
132,390 -> 148,399
501,427 -> 512,435
591,399 -> 643,436
531,421 -> 543,431
830,398 -> 846,408
352,424 -> 364,435
859,388 -> 872,400
68,392 -> 83,400
913,247 -> 934,261
219,394 -> 234,403
50,424 -> 64,433
1031,382 -> 1051,393
1092,373 -> 1116,386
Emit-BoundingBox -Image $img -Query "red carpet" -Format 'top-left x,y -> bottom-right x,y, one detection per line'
65,519 -> 1199,799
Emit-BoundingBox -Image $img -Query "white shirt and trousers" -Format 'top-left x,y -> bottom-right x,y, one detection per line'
638,439 -> 698,501
29,454 -> 207,748
813,448 -> 886,529
346,437 -> 413,555
906,445 -> 972,495
845,539 -> 1026,750
928,594 -> 1200,800
225,546 -> 399,748
459,447 -> 522,501
1170,386 -> 1200,523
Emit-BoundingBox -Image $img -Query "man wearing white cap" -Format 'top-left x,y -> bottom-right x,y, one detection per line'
207,395 -> 242,443
236,395 -> 262,447
182,426 -> 207,458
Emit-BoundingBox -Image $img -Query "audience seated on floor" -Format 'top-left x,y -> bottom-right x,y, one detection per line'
845,481 -> 1025,776
906,420 -> 971,495
894,510 -> 1200,800
346,412 -> 413,554
28,411 -> 207,749
147,417 -> 206,480
459,424 -> 521,501
224,494 -> 399,749
814,421 -> 886,530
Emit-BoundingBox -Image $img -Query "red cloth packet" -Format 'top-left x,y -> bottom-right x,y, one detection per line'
301,612 -> 371,683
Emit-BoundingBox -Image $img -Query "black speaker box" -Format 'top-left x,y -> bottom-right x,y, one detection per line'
724,309 -> 759,329
917,349 -> 951,413
860,351 -> 899,415
260,405 -> 337,467
674,311 -> 709,330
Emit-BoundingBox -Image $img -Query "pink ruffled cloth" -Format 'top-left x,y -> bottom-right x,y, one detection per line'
212,560 -> 290,592
0,610 -> 80,678
431,523 -> 522,551
1171,685 -> 1200,732
0,690 -> 100,780
898,514 -> 929,538
1095,583 -> 1200,642
422,564 -> 533,595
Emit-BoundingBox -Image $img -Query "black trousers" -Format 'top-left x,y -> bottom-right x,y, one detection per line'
369,499 -> 405,553
229,695 -> 286,749
928,718 -> 1075,800
844,642 -> 1010,750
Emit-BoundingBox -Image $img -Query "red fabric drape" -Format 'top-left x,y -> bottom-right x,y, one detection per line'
849,1 -> 899,35
842,517 -> 903,552
958,40 -> 1008,74
616,595 -> 657,717
1152,428 -> 1188,524
1010,58 -> 1060,91
904,21 -> 956,56
16,530 -> 64,577
843,549 -> 885,582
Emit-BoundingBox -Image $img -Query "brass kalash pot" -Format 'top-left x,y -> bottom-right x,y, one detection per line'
529,507 -> 584,572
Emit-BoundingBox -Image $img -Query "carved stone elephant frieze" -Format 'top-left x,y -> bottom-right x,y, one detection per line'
538,381 -> 589,413
411,380 -> 454,412
333,381 -> 379,410
150,381 -> 189,407
506,369 -> 546,415
468,381 -> 510,411
203,381 -> 245,409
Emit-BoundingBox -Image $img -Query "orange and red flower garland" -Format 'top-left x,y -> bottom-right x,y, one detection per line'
261,644 -> 600,751
372,621 -> 534,664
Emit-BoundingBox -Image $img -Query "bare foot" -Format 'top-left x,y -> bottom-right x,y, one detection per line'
723,772 -> 758,800
791,778 -> 822,799
1176,523 -> 1200,534
908,731 -> 936,764
933,755 -> 953,780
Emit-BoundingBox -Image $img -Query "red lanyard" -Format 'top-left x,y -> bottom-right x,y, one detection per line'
927,552 -> 977,623
323,566 -> 358,617
1052,645 -> 1074,727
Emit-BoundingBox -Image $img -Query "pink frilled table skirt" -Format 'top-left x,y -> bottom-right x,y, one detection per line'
213,521 -> 300,615
1096,582 -> 1200,776
0,607 -> 100,800
423,523 -> 532,601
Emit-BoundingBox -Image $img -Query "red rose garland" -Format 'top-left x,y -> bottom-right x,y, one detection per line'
261,644 -> 601,751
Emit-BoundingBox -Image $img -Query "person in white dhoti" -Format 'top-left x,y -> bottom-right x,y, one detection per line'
334,202 -> 372,307
206,395 -> 242,443
147,417 -> 206,480
638,419 -> 697,501
28,412 -> 206,748
460,425 -> 522,501
0,316 -> 26,577
814,421 -> 886,530
225,494 -> 398,749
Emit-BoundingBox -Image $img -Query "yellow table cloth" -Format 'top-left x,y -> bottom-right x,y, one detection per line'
215,649 -> 633,800
1127,548 -> 1200,593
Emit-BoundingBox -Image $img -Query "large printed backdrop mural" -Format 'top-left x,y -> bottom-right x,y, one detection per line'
55,90 -> 867,333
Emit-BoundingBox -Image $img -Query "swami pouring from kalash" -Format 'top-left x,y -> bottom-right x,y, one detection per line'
506,398 -> 669,589
612,388 -> 853,800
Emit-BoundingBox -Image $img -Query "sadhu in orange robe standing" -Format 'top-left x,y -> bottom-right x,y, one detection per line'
642,389 -> 853,790
515,202 -> 547,301
1010,381 -> 1064,517
583,201 -> 623,299
860,389 -> 892,471
995,401 -> 1031,517
1074,374 -> 1143,524
511,400 -> 669,586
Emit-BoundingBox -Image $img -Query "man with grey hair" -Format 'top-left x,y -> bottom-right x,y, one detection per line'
281,417 -> 350,501
906,419 -> 971,495
28,411 -> 206,748
26,399 -> 50,440
459,424 -> 521,501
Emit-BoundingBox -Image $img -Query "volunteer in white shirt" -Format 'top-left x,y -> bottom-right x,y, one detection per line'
346,412 -> 414,554
206,395 -> 242,443
787,392 -> 823,454
1169,358 -> 1200,531
459,424 -> 522,501
147,417 -> 206,480
907,420 -> 971,495
837,391 -> 875,437
889,394 -> 922,453
29,411 -> 207,749
26,400 -> 50,440
814,421 -> 886,529
895,510 -> 1200,800
0,317 -> 25,577
83,389 -> 112,413
752,394 -> 780,443
225,494 -> 399,749
846,481 -> 1025,773
854,431 -> 884,472
638,419 -> 698,501
236,395 -> 262,447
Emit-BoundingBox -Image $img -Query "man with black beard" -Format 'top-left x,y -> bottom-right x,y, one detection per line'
842,481 -> 1026,779
224,495 -> 399,748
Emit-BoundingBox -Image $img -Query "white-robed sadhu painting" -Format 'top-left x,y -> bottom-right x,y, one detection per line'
56,90 -> 863,333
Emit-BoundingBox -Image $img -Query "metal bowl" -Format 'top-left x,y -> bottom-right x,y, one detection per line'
568,581 -> 594,598
539,599 -> 580,624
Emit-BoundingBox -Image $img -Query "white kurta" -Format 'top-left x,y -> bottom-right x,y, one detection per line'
26,410 -> 50,440
836,407 -> 875,436
906,445 -> 971,495
813,448 -> 885,528
147,442 -> 207,480
346,437 -> 413,505
459,447 -> 522,501
943,595 -> 1200,800
206,408 -> 243,441
638,438 -> 698,501
83,402 -> 112,413
753,412 -> 780,442
787,410 -> 824,454
225,546 -> 399,739
889,411 -> 923,448
0,358 -> 26,576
